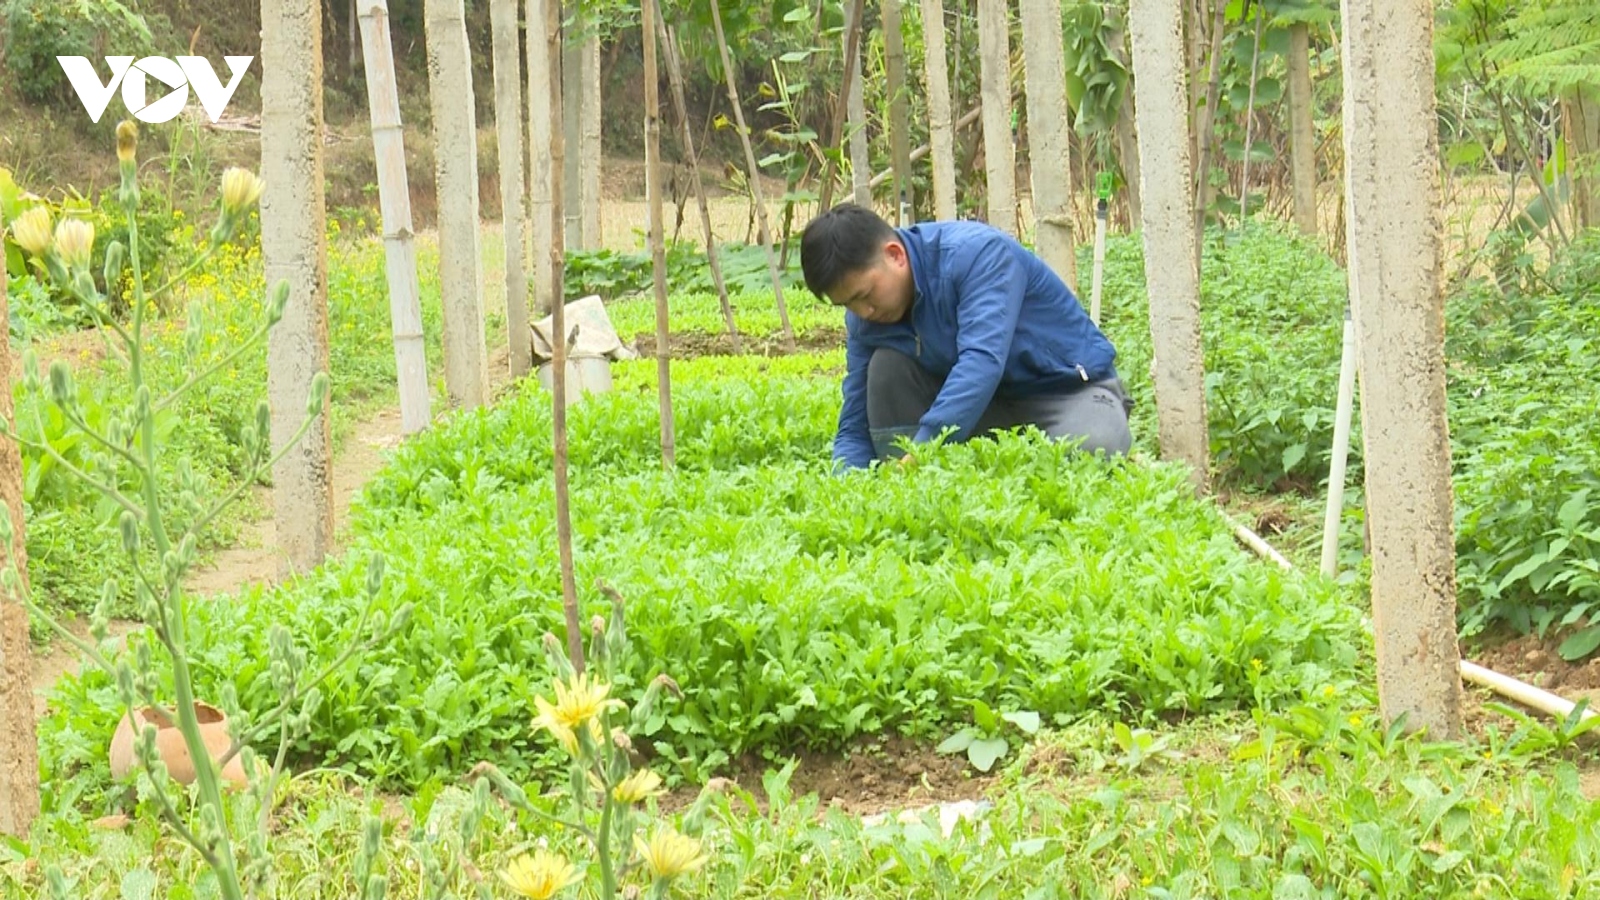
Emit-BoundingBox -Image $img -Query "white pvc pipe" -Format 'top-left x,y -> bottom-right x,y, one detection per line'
1460,660 -> 1600,723
1089,201 -> 1108,324
1320,306 -> 1358,578
1230,510 -> 1597,730
1228,517 -> 1294,572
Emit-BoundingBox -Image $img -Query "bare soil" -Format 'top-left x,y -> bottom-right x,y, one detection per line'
664,735 -> 997,818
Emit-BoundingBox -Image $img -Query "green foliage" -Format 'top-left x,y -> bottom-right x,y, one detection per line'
18,704 -> 1600,898
1480,0 -> 1600,97
0,0 -> 157,104
1446,257 -> 1600,645
563,241 -> 806,302
41,353 -> 1363,794
1091,223 -> 1353,490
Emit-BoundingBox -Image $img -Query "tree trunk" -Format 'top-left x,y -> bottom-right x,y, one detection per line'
263,0 -> 335,570
1106,5 -> 1144,227
1565,86 -> 1600,231
919,0 -> 958,220
660,21 -> 742,351
1341,0 -> 1462,739
581,33 -> 603,247
1129,0 -> 1209,490
491,0 -> 532,379
528,0 -> 555,318
0,207 -> 38,838
1019,0 -> 1077,289
883,0 -> 915,222
357,0 -> 432,434
976,0 -> 1017,234
708,0 -> 797,351
846,0 -> 872,209
425,0 -> 490,409
1288,22 -> 1318,236
643,0 -> 675,468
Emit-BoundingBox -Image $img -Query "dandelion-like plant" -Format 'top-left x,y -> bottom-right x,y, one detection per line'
471,583 -> 725,899
1,121 -> 409,900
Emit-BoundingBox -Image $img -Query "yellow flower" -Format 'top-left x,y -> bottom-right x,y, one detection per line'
546,673 -> 623,731
501,850 -> 582,899
612,768 -> 664,805
53,218 -> 94,270
220,167 -> 265,216
116,121 -> 138,162
533,694 -> 581,755
634,827 -> 707,881
11,207 -> 53,256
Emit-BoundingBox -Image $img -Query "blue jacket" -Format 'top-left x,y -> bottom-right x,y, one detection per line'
833,221 -> 1117,469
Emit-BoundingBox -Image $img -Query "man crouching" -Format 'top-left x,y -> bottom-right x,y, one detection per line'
800,203 -> 1134,470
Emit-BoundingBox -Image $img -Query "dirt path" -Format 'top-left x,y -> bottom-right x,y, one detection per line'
27,403 -> 412,717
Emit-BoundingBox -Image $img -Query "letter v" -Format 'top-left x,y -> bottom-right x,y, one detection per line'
177,57 -> 253,123
56,57 -> 134,123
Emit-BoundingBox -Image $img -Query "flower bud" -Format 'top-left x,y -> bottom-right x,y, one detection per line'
365,552 -> 386,597
21,350 -> 39,393
119,510 -> 140,554
48,360 -> 74,408
102,240 -> 125,287
221,167 -> 265,217
11,206 -> 53,257
267,280 -> 289,325
53,218 -> 94,270
306,372 -> 329,417
116,121 -> 138,163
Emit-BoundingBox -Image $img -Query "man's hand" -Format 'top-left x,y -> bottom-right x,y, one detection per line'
896,453 -> 916,470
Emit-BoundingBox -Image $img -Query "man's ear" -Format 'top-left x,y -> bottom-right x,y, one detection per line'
883,239 -> 909,268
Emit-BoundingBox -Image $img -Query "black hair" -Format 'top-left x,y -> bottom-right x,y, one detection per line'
799,203 -> 897,298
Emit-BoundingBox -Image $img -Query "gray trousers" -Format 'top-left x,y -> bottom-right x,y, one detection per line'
866,348 -> 1134,460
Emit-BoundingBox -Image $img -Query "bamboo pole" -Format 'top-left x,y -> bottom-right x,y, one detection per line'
1320,306 -> 1357,578
1237,7 -> 1264,223
644,0 -> 675,468
490,0 -> 531,379
547,0 -> 583,673
818,0 -> 867,213
659,21 -> 742,352
919,0 -> 957,220
883,0 -> 914,223
845,0 -> 872,209
356,0 -> 431,433
708,0 -> 796,352
1191,0 -> 1228,256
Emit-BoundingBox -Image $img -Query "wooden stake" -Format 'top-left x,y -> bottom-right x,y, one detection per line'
708,0 -> 797,352
644,0 -> 675,468
659,22 -> 742,353
818,0 -> 867,213
548,0 -> 583,673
